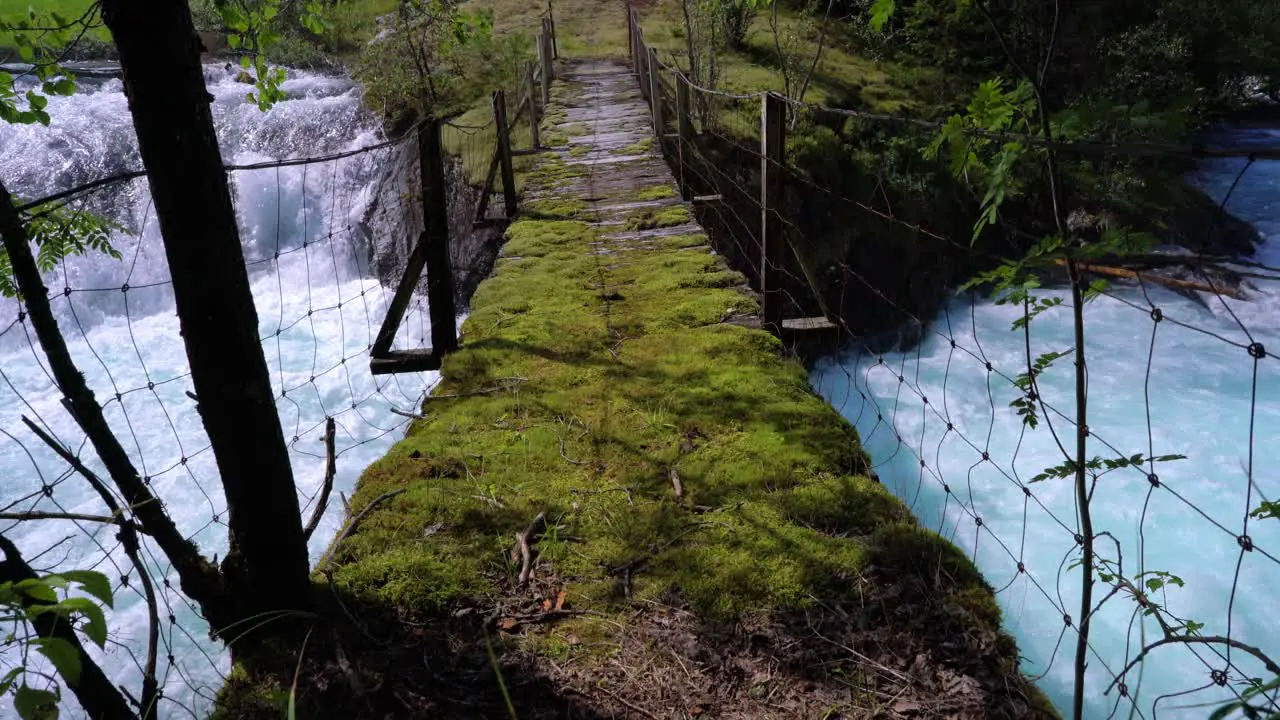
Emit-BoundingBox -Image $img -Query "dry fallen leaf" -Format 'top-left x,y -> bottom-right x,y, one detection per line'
498,617 -> 519,631
554,590 -> 567,611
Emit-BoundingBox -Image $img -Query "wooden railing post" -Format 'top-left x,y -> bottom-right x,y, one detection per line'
637,34 -> 649,101
420,118 -> 458,354
493,90 -> 518,219
631,11 -> 641,77
760,92 -> 785,334
538,25 -> 552,106
648,46 -> 663,135
627,5 -> 634,62
547,3 -> 558,59
541,19 -> 556,82
525,63 -> 541,148
676,72 -> 693,201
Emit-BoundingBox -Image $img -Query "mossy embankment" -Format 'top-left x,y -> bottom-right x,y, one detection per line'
220,61 -> 1056,719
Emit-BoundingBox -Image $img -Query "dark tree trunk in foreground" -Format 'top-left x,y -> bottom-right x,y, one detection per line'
99,0 -> 313,638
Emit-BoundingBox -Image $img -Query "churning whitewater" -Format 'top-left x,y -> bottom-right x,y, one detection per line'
0,66 -> 435,716
813,132 -> 1280,718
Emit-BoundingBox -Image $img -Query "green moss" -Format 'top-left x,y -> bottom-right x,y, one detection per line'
621,205 -> 690,231
636,185 -> 678,201
613,136 -> 653,156
569,143 -> 590,158
212,665 -> 288,719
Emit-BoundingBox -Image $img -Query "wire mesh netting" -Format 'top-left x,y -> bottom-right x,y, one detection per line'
0,91 -> 441,717
636,29 -> 1280,716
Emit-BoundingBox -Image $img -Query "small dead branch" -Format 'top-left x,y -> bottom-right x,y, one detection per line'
559,435 -> 588,466
564,684 -> 660,720
302,417 -> 337,542
669,467 -> 683,500
318,489 -> 407,571
22,416 -> 160,718
0,510 -> 140,528
1059,259 -> 1248,299
1106,635 -> 1280,695
390,407 -> 425,420
514,512 -> 548,586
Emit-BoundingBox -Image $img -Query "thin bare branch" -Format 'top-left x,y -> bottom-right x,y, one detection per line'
302,417 -> 337,543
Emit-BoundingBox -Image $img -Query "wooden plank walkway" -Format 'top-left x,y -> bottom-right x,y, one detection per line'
521,61 -> 763,330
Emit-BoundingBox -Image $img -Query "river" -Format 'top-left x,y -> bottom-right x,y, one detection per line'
812,131 -> 1280,717
0,66 -> 435,716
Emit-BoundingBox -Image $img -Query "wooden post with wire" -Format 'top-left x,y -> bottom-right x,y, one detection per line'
493,90 -> 518,219
630,10 -> 641,77
760,92 -> 785,334
538,23 -> 552,106
546,2 -> 558,59
541,19 -> 555,82
637,34 -> 649,102
370,117 -> 456,373
675,72 -> 693,201
525,63 -> 540,148
420,117 -> 457,357
647,47 -> 663,136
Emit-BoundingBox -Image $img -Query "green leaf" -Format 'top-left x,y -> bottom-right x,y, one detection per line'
35,637 -> 81,685
13,684 -> 58,720
868,0 -> 896,31
16,579 -> 57,603
59,571 -> 113,609
51,78 -> 74,96
25,91 -> 46,111
56,597 -> 107,648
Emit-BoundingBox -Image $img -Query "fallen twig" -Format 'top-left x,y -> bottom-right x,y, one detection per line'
302,417 -> 337,542
0,510 -> 137,528
390,407 -> 425,420
669,467 -> 683,500
559,435 -> 588,466
564,684 -> 660,720
514,512 -> 548,585
318,489 -> 406,571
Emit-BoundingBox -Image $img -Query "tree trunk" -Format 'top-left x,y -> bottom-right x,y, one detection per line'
99,0 -> 313,643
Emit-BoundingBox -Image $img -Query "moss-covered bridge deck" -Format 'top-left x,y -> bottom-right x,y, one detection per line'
237,61 -> 1055,719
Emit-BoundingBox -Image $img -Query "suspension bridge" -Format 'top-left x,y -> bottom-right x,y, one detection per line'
1,5 -> 1278,718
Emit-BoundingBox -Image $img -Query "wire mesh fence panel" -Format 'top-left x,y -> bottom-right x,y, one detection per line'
0,69 -> 440,717
632,19 -> 1280,712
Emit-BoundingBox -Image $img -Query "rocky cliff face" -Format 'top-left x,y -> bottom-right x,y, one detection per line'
361,138 -> 504,311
